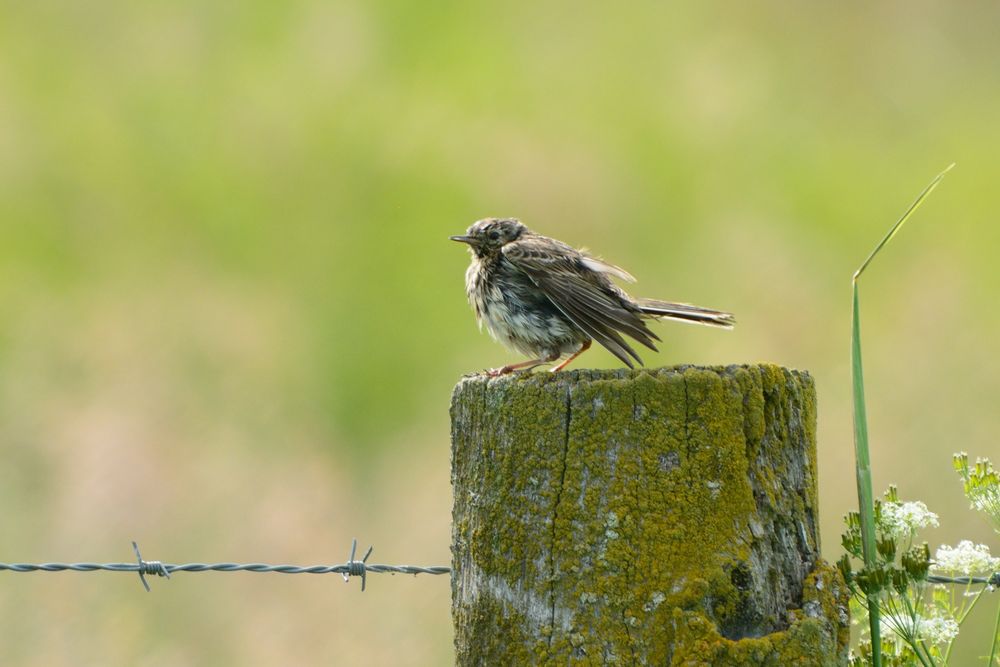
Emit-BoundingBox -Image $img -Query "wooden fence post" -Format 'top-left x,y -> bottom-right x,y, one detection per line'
450,364 -> 849,666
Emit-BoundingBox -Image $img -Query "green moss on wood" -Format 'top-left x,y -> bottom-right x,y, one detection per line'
451,364 -> 847,666
670,560 -> 848,666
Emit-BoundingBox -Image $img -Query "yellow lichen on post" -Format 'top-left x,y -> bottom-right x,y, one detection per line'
450,365 -> 848,666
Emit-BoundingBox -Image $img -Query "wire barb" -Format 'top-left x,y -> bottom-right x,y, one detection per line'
132,541 -> 170,592
342,538 -> 375,592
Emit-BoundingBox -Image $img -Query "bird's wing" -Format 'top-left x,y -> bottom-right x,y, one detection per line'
502,238 -> 659,368
579,254 -> 636,283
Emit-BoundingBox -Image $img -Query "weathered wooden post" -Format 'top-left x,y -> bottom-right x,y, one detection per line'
450,364 -> 849,666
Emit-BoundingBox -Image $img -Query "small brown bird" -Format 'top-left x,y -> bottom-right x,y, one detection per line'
452,218 -> 734,376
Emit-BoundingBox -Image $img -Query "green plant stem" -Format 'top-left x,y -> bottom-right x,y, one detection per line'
945,585 -> 988,663
917,639 -> 938,667
910,631 -> 936,667
849,164 -> 954,667
911,639 -> 936,667
897,593 -> 936,667
851,283 -> 882,660
957,583 -> 987,624
990,599 -> 1000,666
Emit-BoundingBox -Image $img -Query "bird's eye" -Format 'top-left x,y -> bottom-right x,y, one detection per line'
488,231 -> 501,241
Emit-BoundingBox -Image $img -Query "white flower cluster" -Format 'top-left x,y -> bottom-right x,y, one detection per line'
880,612 -> 959,647
931,540 -> 1000,576
917,615 -> 960,646
880,500 -> 940,537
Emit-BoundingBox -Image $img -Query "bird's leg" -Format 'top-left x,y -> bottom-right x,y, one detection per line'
486,351 -> 560,377
550,339 -> 592,373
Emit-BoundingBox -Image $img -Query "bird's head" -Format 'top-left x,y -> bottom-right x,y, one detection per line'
450,218 -> 527,258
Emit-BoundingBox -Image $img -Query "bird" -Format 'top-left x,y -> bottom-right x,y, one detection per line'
451,218 -> 735,376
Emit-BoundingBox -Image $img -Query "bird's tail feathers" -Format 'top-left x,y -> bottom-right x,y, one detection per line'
636,299 -> 735,329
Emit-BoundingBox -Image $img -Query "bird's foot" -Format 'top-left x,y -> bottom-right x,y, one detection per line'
484,358 -> 552,377
550,340 -> 592,373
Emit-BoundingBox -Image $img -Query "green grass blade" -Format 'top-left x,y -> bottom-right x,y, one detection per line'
852,282 -> 881,660
854,163 -> 954,281
850,164 -> 954,667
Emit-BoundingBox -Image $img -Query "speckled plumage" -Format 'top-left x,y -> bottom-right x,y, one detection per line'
452,218 -> 734,376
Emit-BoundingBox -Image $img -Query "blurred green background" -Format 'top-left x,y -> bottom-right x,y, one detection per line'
2,1 -> 999,664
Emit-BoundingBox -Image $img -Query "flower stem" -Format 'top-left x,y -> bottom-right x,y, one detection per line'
989,599 -> 1000,666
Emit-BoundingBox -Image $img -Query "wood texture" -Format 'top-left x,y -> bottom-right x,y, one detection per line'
450,364 -> 848,666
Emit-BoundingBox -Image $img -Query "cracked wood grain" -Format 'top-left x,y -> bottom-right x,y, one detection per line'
450,365 -> 849,666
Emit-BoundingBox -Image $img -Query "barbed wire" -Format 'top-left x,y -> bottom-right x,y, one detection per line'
927,573 -> 1000,587
0,540 -> 451,592
2,540 -> 995,594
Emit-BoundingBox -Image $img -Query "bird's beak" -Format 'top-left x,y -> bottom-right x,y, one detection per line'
450,235 -> 476,245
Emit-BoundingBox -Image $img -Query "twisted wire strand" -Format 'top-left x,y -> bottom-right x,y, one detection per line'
927,573 -> 1000,587
0,562 -> 452,575
2,542 -> 994,592
0,539 -> 450,592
